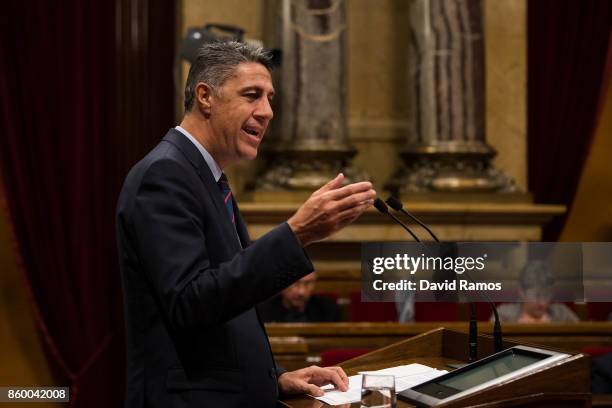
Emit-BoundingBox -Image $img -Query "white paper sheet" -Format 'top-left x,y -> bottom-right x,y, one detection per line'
314,363 -> 448,406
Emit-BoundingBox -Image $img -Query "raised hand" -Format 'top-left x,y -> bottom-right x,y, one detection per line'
287,173 -> 376,246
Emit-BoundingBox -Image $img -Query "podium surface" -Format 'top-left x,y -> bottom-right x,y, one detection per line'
280,328 -> 590,407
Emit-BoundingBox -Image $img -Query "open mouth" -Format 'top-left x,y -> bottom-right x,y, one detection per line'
242,126 -> 260,137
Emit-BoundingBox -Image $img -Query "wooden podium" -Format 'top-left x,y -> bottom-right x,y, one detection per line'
280,328 -> 591,408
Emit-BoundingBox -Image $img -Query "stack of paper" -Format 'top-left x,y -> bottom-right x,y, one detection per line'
315,363 -> 447,406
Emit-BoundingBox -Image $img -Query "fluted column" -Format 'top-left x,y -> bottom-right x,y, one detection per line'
386,0 -> 516,195
253,0 -> 368,191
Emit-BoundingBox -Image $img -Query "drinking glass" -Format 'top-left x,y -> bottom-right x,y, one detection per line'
360,374 -> 396,408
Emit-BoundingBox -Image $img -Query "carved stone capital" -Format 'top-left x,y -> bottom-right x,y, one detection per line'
385,142 -> 518,194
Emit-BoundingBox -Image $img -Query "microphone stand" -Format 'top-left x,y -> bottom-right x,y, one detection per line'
385,196 -> 504,356
373,198 -> 478,361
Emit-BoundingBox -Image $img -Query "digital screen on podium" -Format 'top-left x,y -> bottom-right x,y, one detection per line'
400,346 -> 569,406
435,351 -> 543,391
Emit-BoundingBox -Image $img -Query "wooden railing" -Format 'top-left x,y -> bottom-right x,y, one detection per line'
267,322 -> 612,370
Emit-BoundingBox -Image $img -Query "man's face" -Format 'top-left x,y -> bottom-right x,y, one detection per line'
207,62 -> 274,167
281,273 -> 317,312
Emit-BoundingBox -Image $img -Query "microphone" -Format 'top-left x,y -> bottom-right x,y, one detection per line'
375,197 -> 477,361
385,196 -> 503,355
373,198 -> 421,242
386,196 -> 439,242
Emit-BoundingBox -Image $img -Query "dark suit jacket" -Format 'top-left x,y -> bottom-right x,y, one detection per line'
116,129 -> 313,407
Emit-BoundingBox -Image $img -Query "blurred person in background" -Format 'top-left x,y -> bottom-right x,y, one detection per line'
492,260 -> 579,323
259,272 -> 341,322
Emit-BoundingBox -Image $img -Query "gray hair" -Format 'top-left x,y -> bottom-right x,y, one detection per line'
183,41 -> 273,112
520,260 -> 554,300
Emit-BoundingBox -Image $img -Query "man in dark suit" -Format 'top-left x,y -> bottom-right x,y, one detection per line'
116,41 -> 375,407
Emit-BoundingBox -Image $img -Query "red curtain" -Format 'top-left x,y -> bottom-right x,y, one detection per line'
0,0 -> 175,406
528,0 -> 612,241
0,1 -> 122,406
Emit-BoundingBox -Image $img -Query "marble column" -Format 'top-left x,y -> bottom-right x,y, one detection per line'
386,0 -> 516,195
254,0 -> 368,191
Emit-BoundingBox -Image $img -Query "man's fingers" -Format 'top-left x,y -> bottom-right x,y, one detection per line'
306,383 -> 324,397
323,181 -> 373,201
291,177 -> 374,246
313,173 -> 344,196
334,190 -> 376,212
335,204 -> 370,228
337,201 -> 372,224
325,370 -> 347,392
330,366 -> 349,388
312,366 -> 348,392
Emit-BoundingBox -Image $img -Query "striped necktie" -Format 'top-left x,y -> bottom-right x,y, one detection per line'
217,173 -> 235,224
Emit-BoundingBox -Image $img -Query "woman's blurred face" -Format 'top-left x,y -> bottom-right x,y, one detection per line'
519,288 -> 552,320
522,301 -> 549,319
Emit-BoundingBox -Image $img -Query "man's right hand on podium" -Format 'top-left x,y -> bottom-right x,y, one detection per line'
278,365 -> 349,397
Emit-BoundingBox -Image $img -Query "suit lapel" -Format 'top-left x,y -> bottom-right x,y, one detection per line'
162,129 -> 241,251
